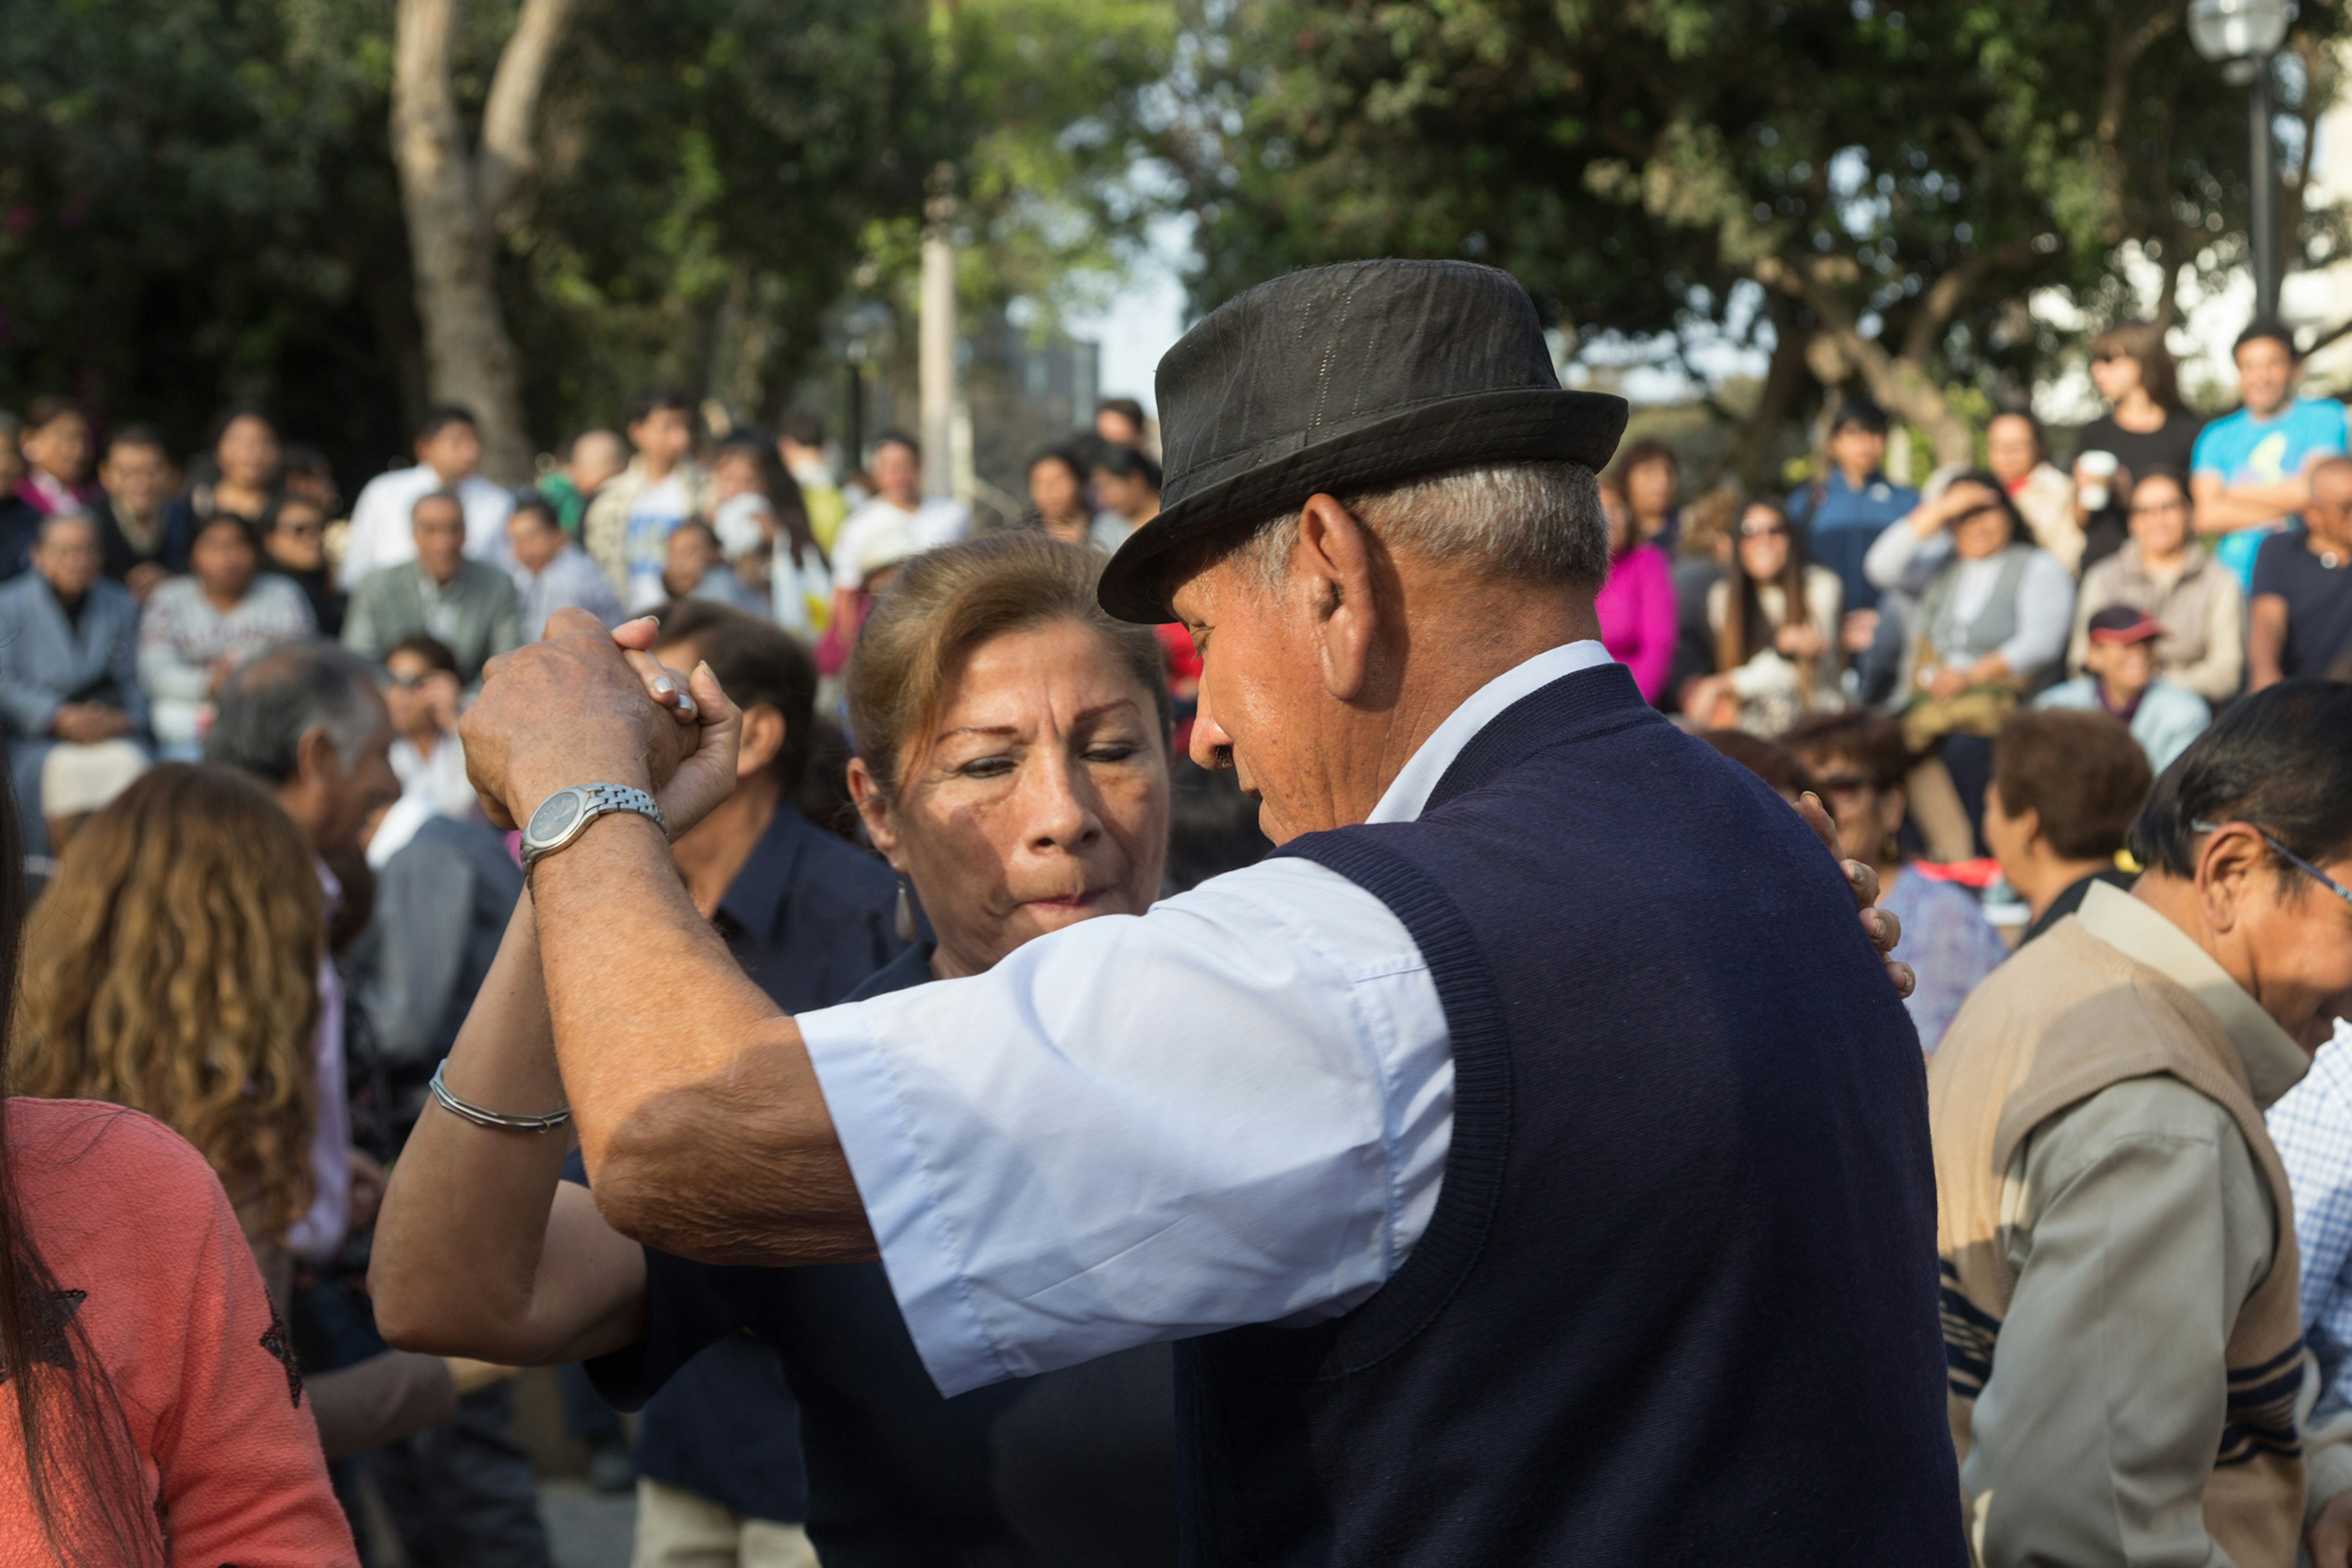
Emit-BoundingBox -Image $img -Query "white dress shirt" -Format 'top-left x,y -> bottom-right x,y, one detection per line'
340,466 -> 516,590
799,639 -> 1612,1396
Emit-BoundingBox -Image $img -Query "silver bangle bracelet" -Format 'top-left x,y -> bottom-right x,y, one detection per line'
428,1060 -> 573,1134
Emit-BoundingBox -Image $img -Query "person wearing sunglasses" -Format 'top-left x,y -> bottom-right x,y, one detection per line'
1932,680 -> 2352,1568
1684,498 -> 1844,734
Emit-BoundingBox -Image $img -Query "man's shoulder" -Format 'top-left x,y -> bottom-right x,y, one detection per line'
353,464 -> 427,506
461,558 -> 521,600
2146,680 -> 2212,720
2034,676 -> 2100,710
2028,1073 -> 2243,1187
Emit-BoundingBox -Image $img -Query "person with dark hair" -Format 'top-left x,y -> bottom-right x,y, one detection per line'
1686,497 -> 1843,734
1699,728 -> 1821,804
2067,467 -> 2244,704
399,262 -> 1937,1565
94,423 -> 186,596
139,511 -> 317,759
341,405 -> 514,592
2192,320 -> 2348,592
1610,435 -> 1683,552
1785,709 -> 2007,1052
659,519 -> 768,615
172,405 -> 284,538
1593,467 -> 1677,702
1026,447 -> 1126,552
2250,453 -> 2352,689
344,491 -> 524,685
369,633 -> 476,867
584,389 -> 710,611
541,430 -> 627,539
827,431 -> 969,626
1095,396 -> 1148,451
1980,707 -> 2148,944
507,492 -> 623,639
0,771 -> 362,1562
707,433 -> 827,636
2073,320 -> 2204,573
0,513 -> 149,856
1093,444 -> 1163,533
279,442 -> 341,517
0,397 -> 101,581
2037,605 -> 2211,771
265,493 -> 346,638
776,413 -> 847,555
1984,410 -> 2082,574
1787,396 -> 1920,663
1934,680 -> 2352,1567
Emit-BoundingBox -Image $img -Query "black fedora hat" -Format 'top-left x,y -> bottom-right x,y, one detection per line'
1097,259 -> 1628,623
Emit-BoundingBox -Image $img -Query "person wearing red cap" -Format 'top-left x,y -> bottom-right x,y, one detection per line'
2036,603 -> 2212,772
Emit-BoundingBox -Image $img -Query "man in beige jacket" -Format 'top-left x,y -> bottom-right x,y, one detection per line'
1932,679 -> 2352,1567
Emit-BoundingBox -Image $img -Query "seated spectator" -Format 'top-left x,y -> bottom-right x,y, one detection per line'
1981,708 -> 2148,946
2251,453 -> 2352,689
2037,606 -> 2211,773
2072,320 -> 2204,574
139,513 -> 317,760
368,635 -> 478,869
2193,319 -> 2348,590
0,514 -> 148,857
342,490 -> 523,685
1985,409 -> 2082,575
278,441 -> 341,517
1868,472 -> 2075,847
1787,710 -> 2007,1052
777,413 -> 847,553
94,422 -> 187,597
1665,486 -> 1741,708
1684,498 -> 1842,735
709,435 -> 826,641
1027,447 -> 1127,552
828,432 -> 968,626
262,494 -> 345,638
2067,467 -> 2244,704
659,519 -> 768,614
1698,728 -> 1820,805
585,388 -> 710,610
1093,445 -> 1162,532
1,397 -> 102,580
507,491 -> 623,639
1932,682 -> 2352,1567
340,406 -> 515,592
167,405 -> 282,552
1593,475 -> 1676,703
37,737 -> 149,855
542,428 -> 628,538
1788,396 -> 1920,696
1611,436 -> 1684,552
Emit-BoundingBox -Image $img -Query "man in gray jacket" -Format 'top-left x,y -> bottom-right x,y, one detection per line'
0,511 -> 148,853
344,490 -> 522,685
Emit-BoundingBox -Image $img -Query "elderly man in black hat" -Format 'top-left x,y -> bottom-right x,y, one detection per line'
430,261 -> 1961,1562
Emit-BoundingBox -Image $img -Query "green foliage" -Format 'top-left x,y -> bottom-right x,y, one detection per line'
0,0 -> 1173,475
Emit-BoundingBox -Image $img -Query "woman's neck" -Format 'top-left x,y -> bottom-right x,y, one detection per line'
2110,389 -> 2167,434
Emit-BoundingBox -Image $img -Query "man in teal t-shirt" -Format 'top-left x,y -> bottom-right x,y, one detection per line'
2192,320 -> 2349,589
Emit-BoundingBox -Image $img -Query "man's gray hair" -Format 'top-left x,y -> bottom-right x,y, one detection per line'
204,640 -> 385,783
1231,460 -> 1608,592
412,488 -> 466,524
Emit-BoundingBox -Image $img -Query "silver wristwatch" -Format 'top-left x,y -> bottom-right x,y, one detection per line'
521,783 -> 667,873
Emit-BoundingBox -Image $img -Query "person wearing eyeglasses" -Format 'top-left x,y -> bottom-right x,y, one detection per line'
1932,680 -> 2352,1568
2065,468 -> 2244,706
263,494 -> 346,637
1683,498 -> 1843,735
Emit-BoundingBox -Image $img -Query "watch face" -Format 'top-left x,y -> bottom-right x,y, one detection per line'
528,789 -> 584,846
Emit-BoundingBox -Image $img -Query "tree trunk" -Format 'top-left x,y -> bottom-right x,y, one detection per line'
391,0 -> 576,485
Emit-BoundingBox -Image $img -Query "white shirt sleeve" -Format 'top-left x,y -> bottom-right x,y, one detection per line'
796,856 -> 1452,1397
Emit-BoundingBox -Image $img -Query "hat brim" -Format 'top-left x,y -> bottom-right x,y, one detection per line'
1096,386 -> 1628,624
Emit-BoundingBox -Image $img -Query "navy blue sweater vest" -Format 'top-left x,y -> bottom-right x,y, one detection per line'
1176,663 -> 1963,1566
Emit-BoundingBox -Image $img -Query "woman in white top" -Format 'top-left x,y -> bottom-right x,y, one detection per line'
136,513 -> 315,760
1692,499 -> 1844,736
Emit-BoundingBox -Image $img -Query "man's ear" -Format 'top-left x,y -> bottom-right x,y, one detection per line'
1293,494 -> 1380,702
737,704 -> 786,781
2196,822 -> 2265,935
293,723 -> 339,791
845,756 -> 904,870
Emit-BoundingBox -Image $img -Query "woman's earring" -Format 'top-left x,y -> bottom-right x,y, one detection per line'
895,879 -> 918,944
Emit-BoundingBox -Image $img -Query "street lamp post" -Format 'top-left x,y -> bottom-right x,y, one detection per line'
2190,0 -> 2297,323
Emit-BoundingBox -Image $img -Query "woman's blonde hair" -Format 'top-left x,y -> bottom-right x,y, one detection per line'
846,533 -> 1170,797
11,765 -> 322,1241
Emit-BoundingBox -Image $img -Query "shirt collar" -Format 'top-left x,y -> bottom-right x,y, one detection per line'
715,799 -> 815,940
1366,641 -> 1615,825
2075,879 -> 2311,1108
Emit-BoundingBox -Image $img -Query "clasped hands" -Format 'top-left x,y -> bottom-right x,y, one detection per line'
461,609 -> 742,840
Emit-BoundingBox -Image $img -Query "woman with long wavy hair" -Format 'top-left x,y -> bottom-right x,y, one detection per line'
0,767 -> 356,1564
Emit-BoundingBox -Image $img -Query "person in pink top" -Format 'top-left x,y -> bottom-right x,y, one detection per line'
1593,475 -> 1677,701
0,783 -> 356,1566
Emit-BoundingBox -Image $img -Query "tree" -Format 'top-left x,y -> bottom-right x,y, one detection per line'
1173,0 -> 2351,480
393,0 -> 576,482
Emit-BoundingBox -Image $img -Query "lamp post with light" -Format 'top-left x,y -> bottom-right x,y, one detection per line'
2190,0 -> 2298,322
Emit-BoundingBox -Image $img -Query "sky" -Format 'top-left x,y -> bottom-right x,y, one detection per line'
1066,215 -> 1195,413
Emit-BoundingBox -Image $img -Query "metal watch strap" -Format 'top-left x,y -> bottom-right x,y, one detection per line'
523,782 -> 666,874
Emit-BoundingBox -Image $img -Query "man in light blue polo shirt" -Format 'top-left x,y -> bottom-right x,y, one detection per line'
2192,319 -> 2349,590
